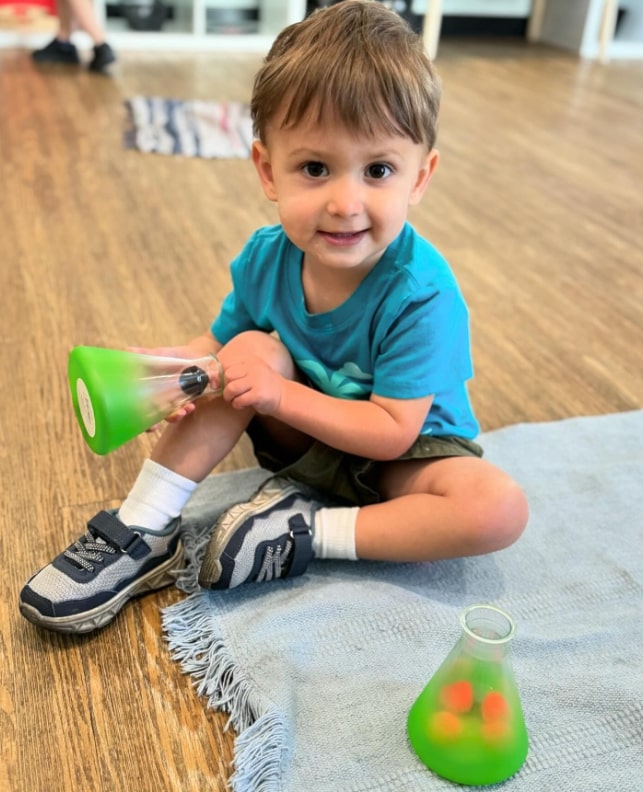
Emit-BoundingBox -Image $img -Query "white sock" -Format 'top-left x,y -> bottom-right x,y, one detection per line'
118,459 -> 198,533
312,507 -> 359,560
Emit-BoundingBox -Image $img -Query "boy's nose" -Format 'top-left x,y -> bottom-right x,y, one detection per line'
326,178 -> 363,217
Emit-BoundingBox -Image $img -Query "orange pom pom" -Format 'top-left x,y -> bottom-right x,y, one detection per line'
481,691 -> 509,722
430,710 -> 462,740
481,719 -> 511,743
440,680 -> 474,713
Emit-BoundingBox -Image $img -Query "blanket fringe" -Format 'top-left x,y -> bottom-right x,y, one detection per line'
173,524 -> 212,594
163,592 -> 288,792
230,711 -> 288,791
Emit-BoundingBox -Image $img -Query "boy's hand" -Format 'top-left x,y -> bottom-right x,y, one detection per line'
144,402 -> 196,433
223,355 -> 284,414
163,403 -> 198,423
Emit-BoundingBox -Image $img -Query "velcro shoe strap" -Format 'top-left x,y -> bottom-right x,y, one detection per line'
88,510 -> 151,560
286,514 -> 313,578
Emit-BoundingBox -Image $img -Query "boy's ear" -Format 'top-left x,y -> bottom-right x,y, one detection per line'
409,149 -> 439,206
252,141 -> 278,202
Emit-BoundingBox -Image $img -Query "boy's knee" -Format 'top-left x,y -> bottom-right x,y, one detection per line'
220,331 -> 296,377
477,480 -> 529,552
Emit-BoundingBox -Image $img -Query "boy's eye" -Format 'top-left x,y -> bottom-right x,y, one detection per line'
303,161 -> 328,178
366,163 -> 392,180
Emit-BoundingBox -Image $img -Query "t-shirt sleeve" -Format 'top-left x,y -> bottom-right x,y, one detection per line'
211,284 -> 255,345
210,236 -> 272,344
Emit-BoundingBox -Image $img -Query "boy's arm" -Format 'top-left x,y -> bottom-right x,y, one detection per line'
184,331 -> 223,357
223,353 -> 432,460
130,331 -> 222,360
276,380 -> 432,460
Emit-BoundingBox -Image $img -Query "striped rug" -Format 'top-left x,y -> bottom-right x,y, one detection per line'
123,97 -> 253,159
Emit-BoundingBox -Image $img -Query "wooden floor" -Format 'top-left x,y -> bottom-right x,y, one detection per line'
1,39 -> 642,792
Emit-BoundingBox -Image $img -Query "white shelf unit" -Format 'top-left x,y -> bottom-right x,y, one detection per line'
426,0 -> 531,15
528,0 -> 643,60
0,0 -> 306,52
418,0 -> 535,59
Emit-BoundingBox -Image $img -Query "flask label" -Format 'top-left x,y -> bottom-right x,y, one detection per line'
76,378 -> 96,438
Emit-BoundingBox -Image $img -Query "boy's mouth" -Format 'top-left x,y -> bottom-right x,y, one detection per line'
319,230 -> 367,244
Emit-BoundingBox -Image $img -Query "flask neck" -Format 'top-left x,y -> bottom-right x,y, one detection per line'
458,604 -> 515,662
178,354 -> 224,399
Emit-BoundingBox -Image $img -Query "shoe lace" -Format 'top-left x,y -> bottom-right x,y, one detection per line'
64,531 -> 116,572
257,538 -> 293,582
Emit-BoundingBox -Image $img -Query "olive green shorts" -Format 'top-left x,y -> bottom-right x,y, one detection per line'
247,424 -> 484,507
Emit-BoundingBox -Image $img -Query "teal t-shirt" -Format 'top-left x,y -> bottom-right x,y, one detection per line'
212,223 -> 479,439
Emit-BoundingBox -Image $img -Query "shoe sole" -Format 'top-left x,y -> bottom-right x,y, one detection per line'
198,482 -> 300,588
19,542 -> 184,634
89,51 -> 116,73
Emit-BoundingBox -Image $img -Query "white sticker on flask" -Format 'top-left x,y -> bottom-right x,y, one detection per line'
76,378 -> 96,437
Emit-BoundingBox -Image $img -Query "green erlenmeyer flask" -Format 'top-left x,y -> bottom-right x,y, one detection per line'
68,346 -> 225,455
408,604 -> 529,786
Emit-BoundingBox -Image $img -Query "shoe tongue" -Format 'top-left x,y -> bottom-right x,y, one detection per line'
86,531 -> 108,547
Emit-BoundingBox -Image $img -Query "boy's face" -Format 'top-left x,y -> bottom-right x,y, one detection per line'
252,111 -> 438,275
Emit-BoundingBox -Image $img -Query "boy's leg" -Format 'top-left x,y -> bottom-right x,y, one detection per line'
115,397 -> 253,533
198,455 -> 528,589
356,456 -> 528,561
19,398 -> 245,634
118,330 -> 308,531
19,331 -> 299,633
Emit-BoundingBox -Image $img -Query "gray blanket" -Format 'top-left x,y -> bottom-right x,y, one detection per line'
163,411 -> 643,791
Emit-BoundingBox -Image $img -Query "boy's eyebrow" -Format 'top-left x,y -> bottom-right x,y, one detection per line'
286,143 -> 407,160
286,147 -> 323,158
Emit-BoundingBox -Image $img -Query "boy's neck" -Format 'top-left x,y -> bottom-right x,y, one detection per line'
300,253 -> 383,314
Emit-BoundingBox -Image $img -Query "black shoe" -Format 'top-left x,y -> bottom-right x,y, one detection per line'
32,38 -> 80,66
88,42 -> 116,73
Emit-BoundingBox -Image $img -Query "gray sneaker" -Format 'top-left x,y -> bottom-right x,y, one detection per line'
19,510 -> 183,634
198,478 -> 318,590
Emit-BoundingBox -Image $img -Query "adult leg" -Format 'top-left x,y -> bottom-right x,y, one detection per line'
66,0 -> 118,72
65,0 -> 106,43
55,0 -> 74,39
33,0 -> 113,67
32,0 -> 80,64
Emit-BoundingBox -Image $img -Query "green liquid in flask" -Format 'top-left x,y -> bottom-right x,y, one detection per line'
408,604 -> 529,786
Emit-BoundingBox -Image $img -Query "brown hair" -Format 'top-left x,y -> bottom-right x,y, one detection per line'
251,0 -> 441,149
